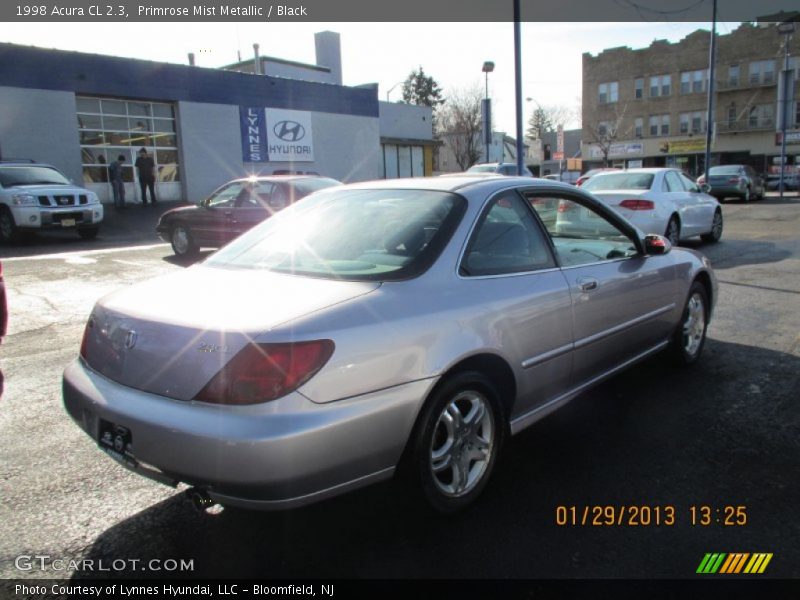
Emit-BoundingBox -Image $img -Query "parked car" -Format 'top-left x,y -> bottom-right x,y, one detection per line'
765,172 -> 799,191
64,176 -> 717,513
0,161 -> 103,243
697,165 -> 765,202
467,162 -> 534,177
581,168 -> 723,245
156,175 -> 340,257
543,172 -> 580,185
575,167 -> 621,187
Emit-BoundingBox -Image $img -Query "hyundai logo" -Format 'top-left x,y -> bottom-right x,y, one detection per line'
124,330 -> 138,350
273,120 -> 305,142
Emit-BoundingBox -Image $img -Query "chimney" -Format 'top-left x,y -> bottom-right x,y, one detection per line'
188,52 -> 195,66
314,31 -> 342,85
253,43 -> 261,75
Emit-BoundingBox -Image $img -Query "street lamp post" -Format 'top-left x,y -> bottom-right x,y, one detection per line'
482,61 -> 495,162
777,19 -> 795,199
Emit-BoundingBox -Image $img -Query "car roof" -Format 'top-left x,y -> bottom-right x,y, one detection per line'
334,175 -> 577,195
0,162 -> 58,169
229,175 -> 338,184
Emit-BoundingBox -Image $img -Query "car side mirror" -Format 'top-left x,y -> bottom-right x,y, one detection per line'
644,234 -> 672,255
699,183 -> 711,193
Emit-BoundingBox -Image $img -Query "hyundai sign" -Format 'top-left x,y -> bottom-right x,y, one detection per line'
240,108 -> 315,163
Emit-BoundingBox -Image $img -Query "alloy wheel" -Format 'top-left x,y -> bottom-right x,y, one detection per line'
429,390 -> 495,498
682,292 -> 706,359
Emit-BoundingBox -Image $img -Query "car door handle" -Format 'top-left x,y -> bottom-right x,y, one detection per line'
577,276 -> 598,292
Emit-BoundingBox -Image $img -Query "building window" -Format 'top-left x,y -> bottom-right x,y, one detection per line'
748,104 -> 774,128
649,116 -> 659,136
795,101 -> 800,128
680,113 -> 690,134
680,70 -> 707,94
661,75 -> 671,96
598,81 -> 618,104
727,103 -> 737,126
661,114 -> 670,136
749,60 -> 775,85
76,96 -> 180,186
597,121 -> 612,136
649,76 -> 660,98
691,111 -> 706,133
634,78 -> 643,99
634,117 -> 643,137
728,64 -> 739,86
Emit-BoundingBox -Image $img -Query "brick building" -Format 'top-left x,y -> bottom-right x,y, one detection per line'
582,21 -> 799,176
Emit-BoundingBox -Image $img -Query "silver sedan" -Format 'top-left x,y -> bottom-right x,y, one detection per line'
63,176 -> 718,513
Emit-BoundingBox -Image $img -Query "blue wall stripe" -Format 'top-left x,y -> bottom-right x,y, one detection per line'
0,43 -> 378,118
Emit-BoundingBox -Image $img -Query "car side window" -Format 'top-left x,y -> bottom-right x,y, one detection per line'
664,171 -> 684,192
530,195 -> 639,268
207,182 -> 246,208
462,191 -> 555,276
679,173 -> 700,192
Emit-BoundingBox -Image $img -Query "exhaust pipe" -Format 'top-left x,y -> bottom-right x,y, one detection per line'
186,488 -> 222,514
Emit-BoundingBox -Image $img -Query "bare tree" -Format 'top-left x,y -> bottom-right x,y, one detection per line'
585,102 -> 630,166
526,104 -> 579,139
438,84 -> 484,171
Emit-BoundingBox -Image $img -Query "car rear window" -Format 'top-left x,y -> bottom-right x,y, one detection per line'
207,188 -> 466,282
708,166 -> 742,175
0,166 -> 71,187
582,173 -> 654,191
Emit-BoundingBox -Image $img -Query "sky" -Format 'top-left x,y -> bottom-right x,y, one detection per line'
0,20 -> 741,135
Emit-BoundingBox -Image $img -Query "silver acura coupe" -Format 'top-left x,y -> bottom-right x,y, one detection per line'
64,176 -> 717,513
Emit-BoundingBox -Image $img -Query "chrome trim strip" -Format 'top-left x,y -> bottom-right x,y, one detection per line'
573,303 -> 675,350
521,342 -> 574,369
510,340 -> 670,435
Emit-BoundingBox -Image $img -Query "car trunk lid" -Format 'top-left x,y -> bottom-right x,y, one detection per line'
81,266 -> 379,401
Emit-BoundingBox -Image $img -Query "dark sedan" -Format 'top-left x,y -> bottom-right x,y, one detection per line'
697,165 -> 765,202
157,175 -> 341,257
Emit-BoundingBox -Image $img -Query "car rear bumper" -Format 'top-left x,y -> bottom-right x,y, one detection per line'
708,185 -> 746,197
62,358 -> 434,509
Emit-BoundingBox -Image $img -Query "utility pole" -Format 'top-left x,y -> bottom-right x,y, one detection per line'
703,0 -> 717,179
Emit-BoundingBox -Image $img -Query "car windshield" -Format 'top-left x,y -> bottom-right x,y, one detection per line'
582,172 -> 654,191
206,188 -> 466,281
708,166 -> 742,175
467,165 -> 497,173
0,166 -> 71,187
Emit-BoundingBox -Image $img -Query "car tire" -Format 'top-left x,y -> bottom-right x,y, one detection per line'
0,208 -> 21,244
171,225 -> 198,258
700,210 -> 723,243
664,216 -> 680,246
77,227 -> 100,240
407,371 -> 505,513
669,281 -> 709,366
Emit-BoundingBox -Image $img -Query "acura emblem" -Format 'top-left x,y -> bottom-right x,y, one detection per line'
124,330 -> 138,350
273,120 -> 305,142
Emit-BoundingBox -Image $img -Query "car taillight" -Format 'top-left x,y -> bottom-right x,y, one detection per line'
576,177 -> 587,186
619,199 -> 655,210
728,177 -> 740,184
194,340 -> 334,405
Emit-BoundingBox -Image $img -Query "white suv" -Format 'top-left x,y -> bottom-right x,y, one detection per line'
0,161 -> 103,243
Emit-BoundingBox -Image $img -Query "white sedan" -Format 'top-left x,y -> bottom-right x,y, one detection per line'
579,168 -> 723,245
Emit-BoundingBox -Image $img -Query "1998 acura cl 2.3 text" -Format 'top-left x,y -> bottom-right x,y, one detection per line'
63,176 -> 717,512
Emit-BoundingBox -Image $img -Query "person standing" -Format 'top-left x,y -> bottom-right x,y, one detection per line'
108,154 -> 126,209
135,147 -> 157,205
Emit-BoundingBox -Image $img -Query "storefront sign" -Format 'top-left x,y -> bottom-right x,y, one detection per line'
240,108 -> 315,163
240,106 -> 268,163
662,138 -> 707,154
589,142 -> 643,159
266,108 -> 315,162
775,130 -> 800,145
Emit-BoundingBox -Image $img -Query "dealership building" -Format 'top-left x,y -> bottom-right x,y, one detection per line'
0,32 -> 435,203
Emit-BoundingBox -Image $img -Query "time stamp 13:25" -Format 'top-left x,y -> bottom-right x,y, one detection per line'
555,505 -> 748,527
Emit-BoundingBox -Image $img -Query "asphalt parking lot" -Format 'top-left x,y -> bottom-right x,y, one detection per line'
0,194 -> 798,580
